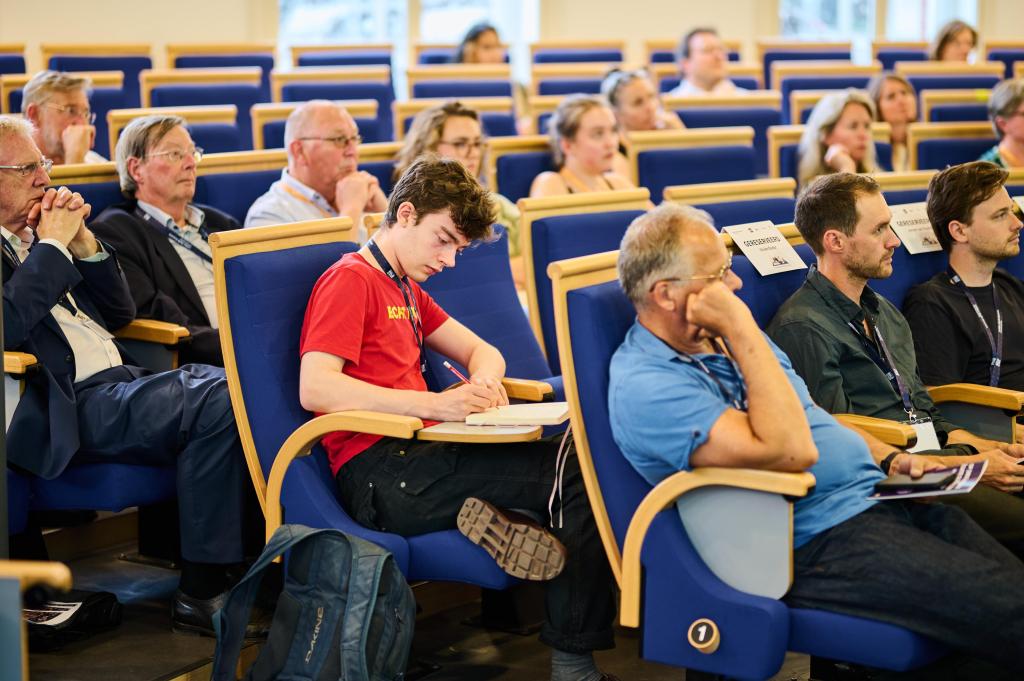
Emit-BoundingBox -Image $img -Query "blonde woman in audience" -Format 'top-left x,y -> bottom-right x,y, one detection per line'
797,89 -> 879,187
930,19 -> 978,62
867,73 -> 918,172
529,94 -> 637,198
979,79 -> 1024,168
601,68 -> 684,133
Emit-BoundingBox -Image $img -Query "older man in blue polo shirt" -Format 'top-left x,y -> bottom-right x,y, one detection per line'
607,202 -> 1024,672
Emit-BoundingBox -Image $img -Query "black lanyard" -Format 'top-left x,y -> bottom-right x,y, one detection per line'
2,235 -> 77,315
672,338 -> 748,411
366,239 -> 426,374
846,316 -> 917,418
135,207 -> 212,264
948,269 -> 1002,387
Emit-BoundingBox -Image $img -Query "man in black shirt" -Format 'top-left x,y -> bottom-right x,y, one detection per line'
905,161 -> 1024,391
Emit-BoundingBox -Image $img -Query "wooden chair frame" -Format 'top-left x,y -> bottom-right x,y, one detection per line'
485,133 -> 551,196
39,43 -> 151,67
643,38 -> 743,64
289,43 -> 393,68
106,104 -> 238,158
164,42 -> 275,68
528,62 -> 621,96
767,122 -> 891,178
662,177 -> 796,204
269,65 -> 391,103
621,126 -> 756,185
411,41 -> 509,65
139,67 -> 261,108
905,121 -> 995,171
393,96 -> 513,140
405,63 -> 511,100
920,89 -> 991,122
250,99 -> 379,149
528,39 -> 625,62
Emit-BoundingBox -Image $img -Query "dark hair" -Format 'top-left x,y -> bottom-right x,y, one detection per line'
678,27 -> 719,61
600,67 -> 652,108
930,19 -> 978,60
795,173 -> 881,255
926,161 -> 1009,252
455,22 -> 499,63
383,155 -> 496,242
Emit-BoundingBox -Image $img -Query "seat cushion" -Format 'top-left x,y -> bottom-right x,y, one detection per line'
637,146 -> 756,200
31,464 -> 176,512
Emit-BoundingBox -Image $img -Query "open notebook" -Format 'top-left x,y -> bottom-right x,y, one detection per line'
464,401 -> 570,426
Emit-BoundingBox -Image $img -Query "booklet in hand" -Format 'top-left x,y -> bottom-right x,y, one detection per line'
870,460 -> 987,500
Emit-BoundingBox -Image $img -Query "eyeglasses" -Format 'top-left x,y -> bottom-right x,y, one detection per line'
297,134 -> 363,148
0,157 -> 54,177
649,255 -> 733,292
45,103 -> 97,124
146,147 -> 204,164
437,137 -> 487,154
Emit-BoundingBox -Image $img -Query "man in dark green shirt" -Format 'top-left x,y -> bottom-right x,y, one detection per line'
767,172 -> 1024,556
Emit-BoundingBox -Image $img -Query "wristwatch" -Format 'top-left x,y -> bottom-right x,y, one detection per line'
879,451 -> 902,475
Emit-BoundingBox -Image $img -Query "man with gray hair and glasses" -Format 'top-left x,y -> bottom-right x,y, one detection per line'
608,202 -> 1024,673
22,70 -> 106,165
979,78 -> 1024,168
90,115 -> 239,366
244,99 -> 386,237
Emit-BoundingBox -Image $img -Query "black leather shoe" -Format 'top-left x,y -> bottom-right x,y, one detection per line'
171,589 -> 271,639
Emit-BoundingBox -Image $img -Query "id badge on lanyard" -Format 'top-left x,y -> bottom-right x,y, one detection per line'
905,414 -> 942,452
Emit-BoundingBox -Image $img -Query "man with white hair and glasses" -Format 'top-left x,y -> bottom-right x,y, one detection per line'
22,70 -> 106,165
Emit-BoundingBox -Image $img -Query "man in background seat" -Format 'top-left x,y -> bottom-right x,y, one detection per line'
22,70 -> 106,165
668,28 -> 743,97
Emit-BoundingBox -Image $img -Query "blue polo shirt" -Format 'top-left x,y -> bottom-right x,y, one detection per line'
609,321 -> 884,548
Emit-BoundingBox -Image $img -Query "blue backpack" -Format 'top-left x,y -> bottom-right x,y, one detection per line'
211,524 -> 416,681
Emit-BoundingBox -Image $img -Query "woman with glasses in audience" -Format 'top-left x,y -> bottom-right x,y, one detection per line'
797,89 -> 879,187
529,94 -> 637,198
394,100 -> 526,284
867,73 -> 918,172
979,79 -> 1024,168
930,19 -> 978,62
601,67 -> 683,134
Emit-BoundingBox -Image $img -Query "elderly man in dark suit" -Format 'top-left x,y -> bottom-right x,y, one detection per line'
0,115 -> 259,637
91,115 -> 239,366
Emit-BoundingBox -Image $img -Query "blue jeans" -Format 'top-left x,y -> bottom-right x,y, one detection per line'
336,435 -> 617,654
786,501 -> 1024,672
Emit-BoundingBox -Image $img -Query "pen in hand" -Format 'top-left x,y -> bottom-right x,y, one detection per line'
443,360 -> 471,384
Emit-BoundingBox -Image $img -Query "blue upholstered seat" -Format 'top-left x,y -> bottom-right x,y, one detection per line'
637,145 -> 757,199
536,78 -> 603,96
64,181 -> 124,218
530,209 -> 646,374
778,142 -> 892,180
927,103 -> 989,122
778,76 -> 871,123
869,246 -> 947,310
875,49 -> 928,71
149,84 -> 262,151
675,107 -> 782,176
219,238 -> 518,587
532,49 -> 623,64
357,160 -> 397,197
411,81 -> 512,99
495,151 -> 555,203
732,245 -> 816,327
761,50 -> 850,88
31,464 -> 176,512
174,54 -> 275,102
186,123 -> 244,154
649,49 -> 740,63
0,53 -> 25,76
881,188 -> 929,206
298,51 -> 392,68
906,75 -> 1001,96
418,49 -> 456,65
658,75 -> 757,93
987,49 -> 1024,79
280,82 -> 394,146
194,169 -> 281,223
7,470 -> 29,536
915,137 -> 996,170
48,55 -> 152,108
561,270 -> 945,677
420,229 -> 562,398
695,197 -> 795,228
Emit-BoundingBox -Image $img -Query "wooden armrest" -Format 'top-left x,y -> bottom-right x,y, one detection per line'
502,377 -> 553,402
620,467 -> 815,627
0,560 -> 72,591
928,383 -> 1024,412
4,352 -> 37,375
114,319 -> 190,345
835,413 -> 917,447
264,411 -> 424,542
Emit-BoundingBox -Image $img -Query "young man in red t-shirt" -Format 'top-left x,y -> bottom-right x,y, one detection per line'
299,157 -> 618,681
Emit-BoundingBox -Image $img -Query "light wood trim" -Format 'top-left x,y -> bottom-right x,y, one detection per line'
929,384 -> 1024,412
250,99 -> 379,149
768,122 -> 890,178
393,96 -> 513,140
645,39 -> 745,63
0,43 -> 25,54
518,189 -> 650,355
106,104 -> 237,157
269,65 -> 391,102
528,95 -> 565,127
4,352 -> 37,375
406,64 -> 512,99
906,121 -> 995,171
870,169 -> 937,191
502,378 -> 554,402
871,40 -> 929,58
529,39 -> 626,60
1017,63 -> 1024,81
789,89 -> 839,125
984,40 -> 1024,51
290,43 -> 393,67
648,61 -> 764,90
47,160 -> 118,184
894,61 -> 1005,76
40,43 -> 152,66
529,62 -> 620,95
771,60 -> 880,89
663,177 -> 796,204
416,424 -> 543,443
834,414 -> 917,447
619,468 -> 815,624
139,67 -> 262,108
165,42 -> 275,68
623,126 -> 755,185
755,39 -> 851,63
662,91 -> 782,111
920,88 -> 991,122
412,41 -> 509,63
363,212 -> 384,239
113,319 -> 189,345
485,133 -> 550,193
0,560 -> 72,590
264,410 -> 424,539
1,71 -> 124,114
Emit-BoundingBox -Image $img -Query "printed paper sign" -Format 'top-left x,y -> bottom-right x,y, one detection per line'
889,202 -> 941,254
1013,195 -> 1024,215
723,221 -> 807,276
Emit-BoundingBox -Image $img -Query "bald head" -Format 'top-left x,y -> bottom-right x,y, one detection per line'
618,203 -> 718,309
284,100 -> 357,148
284,100 -> 361,199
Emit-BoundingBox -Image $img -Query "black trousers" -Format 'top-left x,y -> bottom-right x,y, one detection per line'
336,435 -> 617,654
73,363 -> 247,564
